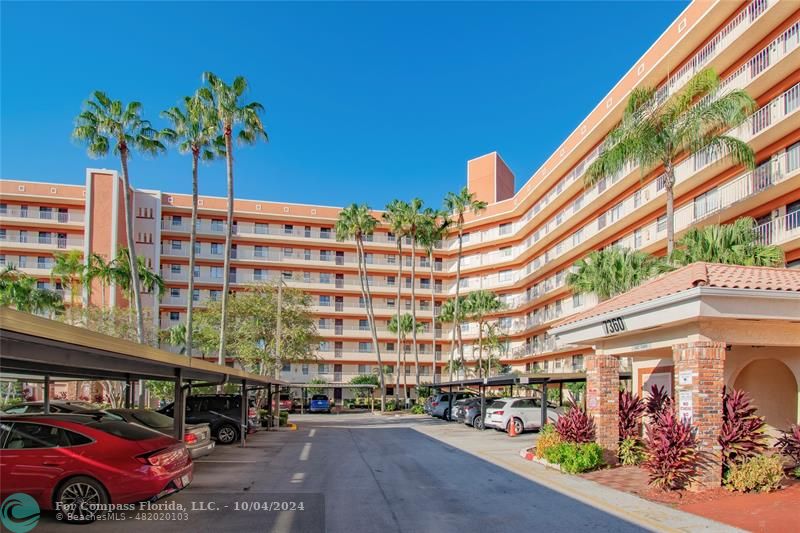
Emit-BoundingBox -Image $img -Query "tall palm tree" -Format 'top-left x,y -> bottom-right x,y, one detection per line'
443,187 -> 487,376
480,322 -> 506,378
438,297 -> 468,380
404,198 -> 425,395
51,250 -> 85,313
162,94 -> 218,358
566,247 -> 672,301
0,265 -> 64,316
586,68 -> 756,255
336,204 -> 386,410
85,252 -> 115,308
72,91 -> 165,343
199,72 -> 268,366
382,199 -> 410,397
112,247 -> 166,312
387,313 -> 423,407
671,217 -> 783,267
418,208 -> 449,384
465,290 -> 503,379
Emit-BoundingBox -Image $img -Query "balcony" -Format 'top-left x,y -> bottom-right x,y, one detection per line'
0,206 -> 84,225
0,232 -> 83,251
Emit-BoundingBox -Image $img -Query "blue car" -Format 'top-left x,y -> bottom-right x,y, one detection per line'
309,394 -> 332,413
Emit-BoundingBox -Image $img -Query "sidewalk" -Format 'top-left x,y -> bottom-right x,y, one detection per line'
413,419 -> 742,533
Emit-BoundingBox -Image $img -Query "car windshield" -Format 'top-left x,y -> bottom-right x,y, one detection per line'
489,401 -> 506,409
128,410 -> 174,429
312,395 -> 328,401
86,420 -> 162,441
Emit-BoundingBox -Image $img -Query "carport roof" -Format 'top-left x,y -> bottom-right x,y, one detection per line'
0,308 -> 287,386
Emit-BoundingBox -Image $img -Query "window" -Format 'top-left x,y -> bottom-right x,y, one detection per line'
386,298 -> 395,308
634,228 -> 642,249
498,270 -> 512,282
320,227 -> 331,239
462,232 -> 470,243
319,295 -> 331,306
500,246 -> 512,258
499,223 -> 512,235
358,364 -> 368,374
170,264 -> 181,274
609,203 -> 622,223
282,271 -> 292,280
254,245 -> 266,258
302,364 -> 309,375
2,422 -> 91,449
171,215 -> 182,226
171,240 -> 182,251
386,342 -> 395,352
0,203 -> 6,215
319,250 -> 331,261
193,266 -> 200,278
694,188 -> 719,220
169,311 -> 180,321
358,342 -> 371,353
318,364 -> 329,374
283,247 -> 293,257
253,268 -> 264,281
320,273 -> 331,284
19,230 -> 27,243
572,293 -> 583,308
387,276 -> 395,286
633,190 -> 642,208
787,200 -> 800,230
18,256 -> 26,268
192,289 -> 200,302
211,243 -> 222,255
211,219 -> 223,232
210,266 -> 223,279
282,363 -> 291,372
656,215 -> 667,233
284,224 -> 294,235
786,142 -> 800,173
0,229 -> 5,241
37,256 -> 47,269
209,290 -> 221,301
572,229 -> 583,246
170,287 -> 180,298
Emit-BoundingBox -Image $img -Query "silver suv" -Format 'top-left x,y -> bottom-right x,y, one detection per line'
429,391 -> 477,420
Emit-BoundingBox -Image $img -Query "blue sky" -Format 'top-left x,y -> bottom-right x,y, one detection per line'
1,1 -> 688,209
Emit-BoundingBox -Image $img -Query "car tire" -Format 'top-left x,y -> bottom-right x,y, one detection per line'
473,415 -> 484,430
55,476 -> 109,523
507,418 -> 524,434
443,408 -> 450,421
216,423 -> 239,445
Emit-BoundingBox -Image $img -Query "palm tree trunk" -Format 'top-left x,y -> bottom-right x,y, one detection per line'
411,237 -> 419,401
402,339 -> 408,406
356,238 -> 385,410
665,164 -> 676,257
218,130 -> 234,368
429,254 -> 436,385
118,150 -> 145,344
455,228 -> 465,376
185,151 -> 199,358
477,321 -> 484,379
395,240 -> 402,400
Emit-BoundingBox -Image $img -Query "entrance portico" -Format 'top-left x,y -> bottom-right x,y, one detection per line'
551,262 -> 800,487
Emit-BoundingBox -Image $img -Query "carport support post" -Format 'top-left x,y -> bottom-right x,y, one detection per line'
447,384 -> 452,421
173,369 -> 186,441
124,376 -> 132,408
540,382 -> 548,428
480,383 -> 485,431
43,375 -> 50,414
240,379 -> 248,448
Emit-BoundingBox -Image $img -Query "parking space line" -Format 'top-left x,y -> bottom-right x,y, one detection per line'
299,442 -> 312,461
308,429 -> 316,437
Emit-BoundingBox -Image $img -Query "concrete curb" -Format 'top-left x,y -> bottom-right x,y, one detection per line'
519,447 -> 563,471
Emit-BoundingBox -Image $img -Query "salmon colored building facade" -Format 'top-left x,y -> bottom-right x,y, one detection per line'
2,1 -> 799,409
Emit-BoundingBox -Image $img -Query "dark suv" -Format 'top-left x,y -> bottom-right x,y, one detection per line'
159,394 -> 258,445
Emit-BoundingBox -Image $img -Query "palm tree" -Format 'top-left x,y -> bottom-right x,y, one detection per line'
336,204 -> 386,410
0,265 -> 64,316
438,297 -> 468,380
85,252 -> 115,308
418,208 -> 449,384
480,322 -> 506,378
387,313 -> 423,408
404,198 -> 425,395
671,217 -> 783,267
160,323 -> 188,354
444,187 -> 487,376
382,199 -> 410,397
161,94 -> 218,358
585,68 -> 756,255
199,72 -> 268,366
464,290 -> 503,379
566,247 -> 672,300
112,247 -> 166,312
73,91 -> 165,343
51,250 -> 85,314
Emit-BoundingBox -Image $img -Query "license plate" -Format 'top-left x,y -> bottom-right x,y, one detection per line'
181,474 -> 191,487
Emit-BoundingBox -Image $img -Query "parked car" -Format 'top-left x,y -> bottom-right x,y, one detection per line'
422,396 -> 434,414
158,394 -> 258,445
0,414 -> 193,521
484,397 -> 563,433
279,394 -> 294,412
104,409 -> 214,459
3,400 -> 98,414
308,394 -> 331,413
429,391 -> 477,420
456,397 -> 499,429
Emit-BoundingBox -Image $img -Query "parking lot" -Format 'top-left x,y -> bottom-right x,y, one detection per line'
28,412 -> 735,533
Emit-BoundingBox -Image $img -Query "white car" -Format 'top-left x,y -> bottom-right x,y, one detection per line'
484,397 -> 562,433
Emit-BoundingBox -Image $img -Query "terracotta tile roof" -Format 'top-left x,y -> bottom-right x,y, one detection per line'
553,262 -> 800,329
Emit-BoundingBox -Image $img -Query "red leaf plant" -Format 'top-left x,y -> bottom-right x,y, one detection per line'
645,384 -> 671,418
644,408 -> 698,490
776,424 -> 800,465
718,388 -> 768,470
555,401 -> 596,444
619,390 -> 646,440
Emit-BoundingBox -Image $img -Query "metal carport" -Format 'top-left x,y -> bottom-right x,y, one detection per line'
0,308 -> 286,447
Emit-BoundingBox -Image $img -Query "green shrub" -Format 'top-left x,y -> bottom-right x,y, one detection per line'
724,455 -> 784,493
543,442 -> 604,474
279,411 -> 289,427
410,404 -> 424,414
618,437 -> 647,466
536,424 -> 562,459
384,400 -> 397,412
792,467 -> 800,479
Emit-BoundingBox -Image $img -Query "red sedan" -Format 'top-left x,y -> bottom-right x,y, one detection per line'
0,414 -> 193,518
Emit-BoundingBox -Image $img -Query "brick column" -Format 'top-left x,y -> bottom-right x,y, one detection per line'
585,353 -> 619,462
672,341 -> 726,488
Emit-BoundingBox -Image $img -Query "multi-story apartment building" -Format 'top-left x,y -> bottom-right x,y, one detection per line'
2,0 -> 799,401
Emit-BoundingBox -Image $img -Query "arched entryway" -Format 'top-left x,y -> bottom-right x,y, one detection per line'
733,359 -> 798,428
